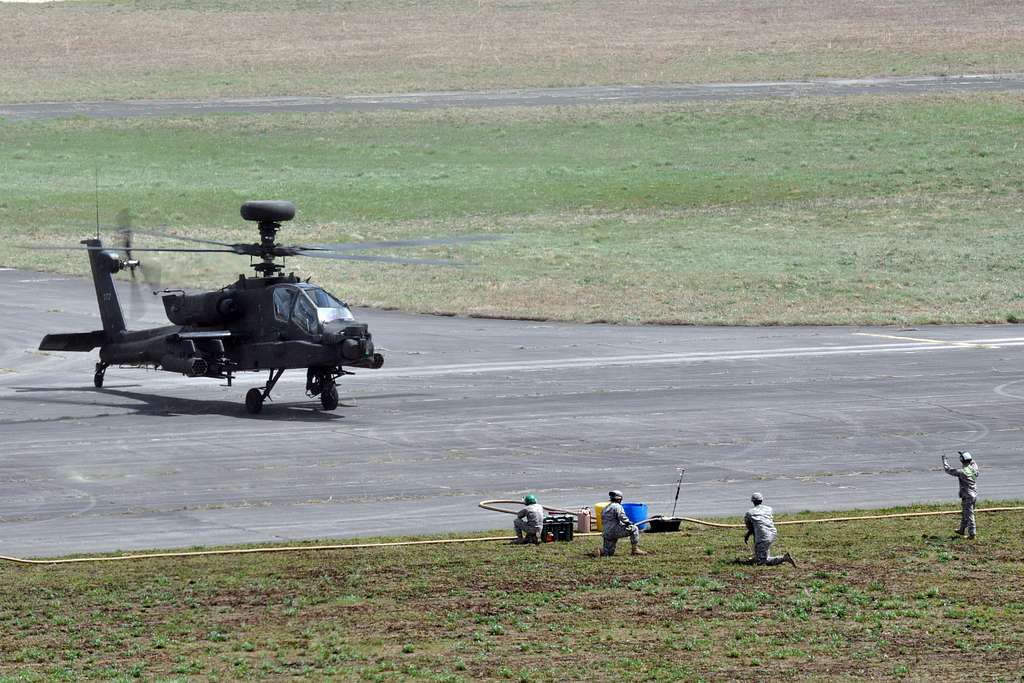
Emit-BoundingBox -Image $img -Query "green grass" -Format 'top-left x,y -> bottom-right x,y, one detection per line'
1,502 -> 1021,681
3,94 -> 1024,324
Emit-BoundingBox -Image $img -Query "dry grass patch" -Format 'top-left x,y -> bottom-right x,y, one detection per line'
3,0 -> 1024,102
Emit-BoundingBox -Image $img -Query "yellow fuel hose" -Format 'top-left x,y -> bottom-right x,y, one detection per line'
2,504 -> 1020,566
480,499 -> 1024,528
476,499 -> 579,515
0,534 -> 539,566
652,505 -> 1024,529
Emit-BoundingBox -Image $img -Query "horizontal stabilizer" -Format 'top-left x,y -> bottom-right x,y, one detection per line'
39,331 -> 106,352
176,330 -> 233,340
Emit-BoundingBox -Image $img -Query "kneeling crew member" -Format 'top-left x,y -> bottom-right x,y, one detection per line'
599,490 -> 646,556
514,494 -> 545,544
744,492 -> 796,567
943,451 -> 979,539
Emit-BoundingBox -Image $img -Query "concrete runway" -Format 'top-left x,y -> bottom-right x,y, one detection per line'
2,73 -> 1023,120
1,267 -> 1022,557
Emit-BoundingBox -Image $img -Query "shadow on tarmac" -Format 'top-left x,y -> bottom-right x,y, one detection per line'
3,384 -> 350,422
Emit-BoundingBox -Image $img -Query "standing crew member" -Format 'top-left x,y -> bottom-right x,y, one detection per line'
596,490 -> 646,556
744,492 -> 796,567
943,451 -> 979,539
514,494 -> 545,544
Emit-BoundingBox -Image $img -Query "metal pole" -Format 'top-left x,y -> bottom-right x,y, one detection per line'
671,468 -> 685,518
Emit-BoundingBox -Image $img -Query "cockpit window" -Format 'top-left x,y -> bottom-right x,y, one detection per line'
306,287 -> 354,324
272,286 -> 297,322
293,292 -> 319,334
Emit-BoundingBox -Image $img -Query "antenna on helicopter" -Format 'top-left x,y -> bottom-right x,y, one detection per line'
94,164 -> 101,240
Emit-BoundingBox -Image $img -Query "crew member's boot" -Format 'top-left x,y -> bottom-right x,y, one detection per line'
630,546 -> 647,556
783,552 -> 797,567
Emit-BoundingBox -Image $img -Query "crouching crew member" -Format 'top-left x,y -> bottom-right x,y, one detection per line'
597,490 -> 646,556
744,492 -> 796,567
514,494 -> 545,544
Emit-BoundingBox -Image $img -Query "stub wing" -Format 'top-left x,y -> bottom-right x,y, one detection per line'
175,330 -> 234,340
39,330 -> 107,352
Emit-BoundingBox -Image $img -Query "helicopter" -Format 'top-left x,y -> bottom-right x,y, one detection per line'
37,200 -> 488,414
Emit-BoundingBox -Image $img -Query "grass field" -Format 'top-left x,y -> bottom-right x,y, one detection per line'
3,94 -> 1023,325
1,502 -> 1021,681
3,5 -> 1024,680
3,1 -> 1023,325
2,0 -> 1024,103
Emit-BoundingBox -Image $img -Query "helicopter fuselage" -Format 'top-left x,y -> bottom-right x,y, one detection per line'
94,273 -> 381,376
40,233 -> 382,413
36,200 -> 404,413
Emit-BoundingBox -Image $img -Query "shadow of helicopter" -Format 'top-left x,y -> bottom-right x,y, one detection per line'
5,384 -> 353,421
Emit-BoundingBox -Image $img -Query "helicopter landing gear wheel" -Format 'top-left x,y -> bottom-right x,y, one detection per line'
307,367 -> 346,411
245,388 -> 264,414
245,368 -> 284,414
320,383 -> 339,411
94,362 -> 107,388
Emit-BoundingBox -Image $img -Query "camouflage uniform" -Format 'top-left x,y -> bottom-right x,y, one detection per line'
745,503 -> 785,566
514,503 -> 545,540
601,502 -> 640,556
944,460 -> 979,538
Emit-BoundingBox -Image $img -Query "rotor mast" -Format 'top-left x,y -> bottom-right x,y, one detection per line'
240,200 -> 296,277
255,219 -> 283,276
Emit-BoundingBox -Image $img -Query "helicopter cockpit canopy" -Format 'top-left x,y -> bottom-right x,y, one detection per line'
300,284 -> 355,324
273,284 -> 355,334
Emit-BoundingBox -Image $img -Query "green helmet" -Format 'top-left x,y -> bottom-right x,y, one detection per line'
523,494 -> 538,505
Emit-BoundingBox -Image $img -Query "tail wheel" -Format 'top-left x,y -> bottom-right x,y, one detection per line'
320,383 -> 339,411
245,388 -> 264,414
94,372 -> 104,388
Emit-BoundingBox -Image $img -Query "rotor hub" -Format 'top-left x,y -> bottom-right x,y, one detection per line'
240,201 -> 296,276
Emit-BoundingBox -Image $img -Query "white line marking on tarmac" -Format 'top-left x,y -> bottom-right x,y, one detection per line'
366,337 -> 1024,378
11,335 -> 1024,389
852,332 -> 995,348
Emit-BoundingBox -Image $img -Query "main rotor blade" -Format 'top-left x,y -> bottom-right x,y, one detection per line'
298,251 -> 464,266
113,247 -> 240,254
19,245 -> 238,254
124,229 -> 263,256
299,235 -> 502,252
18,245 -> 107,251
124,228 -> 237,249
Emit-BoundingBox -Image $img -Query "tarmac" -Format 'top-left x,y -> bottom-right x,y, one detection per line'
2,73 -> 1023,120
1,267 -> 1022,557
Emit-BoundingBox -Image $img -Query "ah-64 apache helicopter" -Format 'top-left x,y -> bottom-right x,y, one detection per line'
38,200 -> 488,414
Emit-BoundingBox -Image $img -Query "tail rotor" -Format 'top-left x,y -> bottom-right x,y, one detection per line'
117,210 -> 161,321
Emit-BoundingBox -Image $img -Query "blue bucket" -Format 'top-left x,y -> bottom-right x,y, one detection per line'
621,502 -> 649,530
